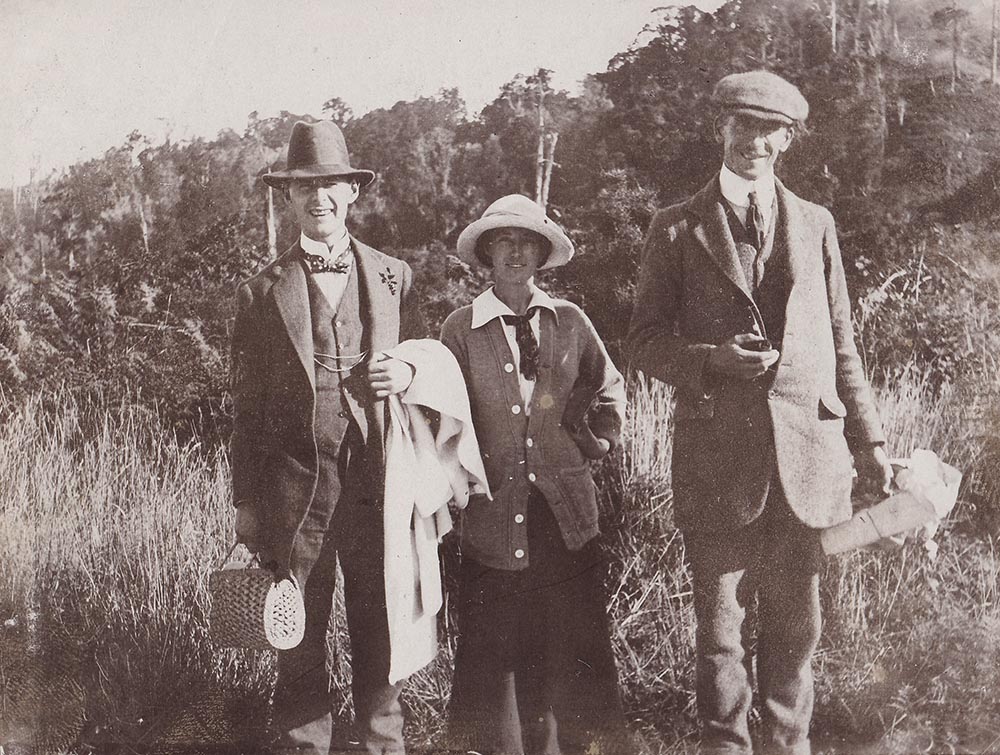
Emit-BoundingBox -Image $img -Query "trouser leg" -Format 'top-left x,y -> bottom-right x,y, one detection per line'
689,560 -> 756,755
271,529 -> 339,755
756,510 -> 823,755
337,500 -> 405,755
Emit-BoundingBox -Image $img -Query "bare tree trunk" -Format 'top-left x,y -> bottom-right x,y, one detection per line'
831,0 -> 838,55
265,185 -> 277,260
134,187 -> 150,255
952,0 -> 960,92
29,163 -> 40,223
540,133 -> 559,210
534,84 -> 545,205
854,0 -> 865,56
993,0 -> 998,85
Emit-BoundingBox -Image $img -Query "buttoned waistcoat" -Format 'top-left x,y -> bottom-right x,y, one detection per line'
627,177 -> 885,533
230,238 -> 426,570
441,298 -> 626,570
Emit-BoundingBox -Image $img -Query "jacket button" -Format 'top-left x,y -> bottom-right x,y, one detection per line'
526,437 -> 533,447
511,405 -> 521,415
768,389 -> 777,399
514,514 -> 525,524
514,549 -> 525,559
504,363 -> 515,373
528,472 -> 536,482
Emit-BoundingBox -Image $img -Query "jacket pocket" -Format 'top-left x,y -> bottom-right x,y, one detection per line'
556,464 -> 599,527
819,393 -> 847,419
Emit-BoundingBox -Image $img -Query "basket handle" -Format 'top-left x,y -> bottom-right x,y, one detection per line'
219,541 -> 262,570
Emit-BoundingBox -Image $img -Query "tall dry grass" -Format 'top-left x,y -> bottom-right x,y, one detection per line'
2,363 -> 999,753
0,396 -> 272,751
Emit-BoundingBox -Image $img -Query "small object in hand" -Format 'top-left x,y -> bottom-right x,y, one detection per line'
744,337 -> 773,352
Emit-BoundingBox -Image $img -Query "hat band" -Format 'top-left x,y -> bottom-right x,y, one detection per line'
725,104 -> 796,123
483,208 -> 546,222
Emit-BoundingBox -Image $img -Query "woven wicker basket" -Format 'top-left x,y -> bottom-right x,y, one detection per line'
209,549 -> 305,651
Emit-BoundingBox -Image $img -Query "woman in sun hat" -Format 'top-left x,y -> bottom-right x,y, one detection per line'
440,194 -> 632,754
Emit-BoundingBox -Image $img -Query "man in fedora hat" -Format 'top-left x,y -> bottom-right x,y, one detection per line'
231,119 -> 426,754
628,71 -> 894,754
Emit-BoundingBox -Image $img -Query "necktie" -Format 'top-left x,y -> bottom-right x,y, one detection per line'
747,191 -> 768,288
302,248 -> 352,274
502,307 -> 540,381
747,191 -> 766,251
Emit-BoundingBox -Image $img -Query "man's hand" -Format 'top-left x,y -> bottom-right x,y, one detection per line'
857,444 -> 894,495
706,333 -> 780,380
235,504 -> 261,554
367,353 -> 415,399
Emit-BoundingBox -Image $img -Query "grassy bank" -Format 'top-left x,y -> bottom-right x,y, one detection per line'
1,368 -> 998,753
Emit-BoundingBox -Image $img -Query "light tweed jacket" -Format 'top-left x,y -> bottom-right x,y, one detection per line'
628,176 -> 885,533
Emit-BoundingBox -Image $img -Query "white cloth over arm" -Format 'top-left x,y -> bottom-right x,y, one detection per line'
382,338 -> 490,684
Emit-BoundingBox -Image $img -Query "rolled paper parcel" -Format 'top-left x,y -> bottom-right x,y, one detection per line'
820,490 -> 938,556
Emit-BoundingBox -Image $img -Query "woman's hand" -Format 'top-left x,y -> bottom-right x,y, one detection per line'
569,422 -> 612,460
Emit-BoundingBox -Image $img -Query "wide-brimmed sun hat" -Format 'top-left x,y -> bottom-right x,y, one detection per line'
456,194 -> 574,270
262,120 -> 376,189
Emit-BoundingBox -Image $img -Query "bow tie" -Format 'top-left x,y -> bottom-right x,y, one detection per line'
502,307 -> 541,381
302,248 -> 352,274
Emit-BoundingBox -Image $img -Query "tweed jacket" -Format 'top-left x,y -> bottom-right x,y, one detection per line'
230,238 -> 425,569
441,294 -> 626,570
628,176 -> 885,533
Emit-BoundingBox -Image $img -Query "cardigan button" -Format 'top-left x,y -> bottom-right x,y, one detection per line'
504,362 -> 515,373
528,472 -> 536,482
514,514 -> 525,524
514,549 -> 525,559
511,404 -> 521,415
526,437 -> 534,447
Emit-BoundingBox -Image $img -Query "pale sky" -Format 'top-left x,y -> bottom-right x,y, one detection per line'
0,0 -> 723,184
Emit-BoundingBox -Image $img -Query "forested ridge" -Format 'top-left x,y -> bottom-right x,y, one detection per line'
1,0 -> 998,437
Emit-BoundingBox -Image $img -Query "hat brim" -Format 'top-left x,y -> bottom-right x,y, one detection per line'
456,212 -> 574,270
262,164 -> 376,189
724,106 -> 796,126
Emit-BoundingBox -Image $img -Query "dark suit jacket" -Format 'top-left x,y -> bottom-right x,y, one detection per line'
628,176 -> 885,533
230,238 -> 425,568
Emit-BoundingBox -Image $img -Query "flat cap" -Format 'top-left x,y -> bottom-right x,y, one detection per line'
713,70 -> 808,125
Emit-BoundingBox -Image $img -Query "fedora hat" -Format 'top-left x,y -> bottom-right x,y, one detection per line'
262,120 -> 376,189
456,194 -> 574,270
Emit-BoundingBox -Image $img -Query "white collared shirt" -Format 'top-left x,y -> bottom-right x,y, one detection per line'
719,165 -> 776,232
300,230 -> 354,311
470,285 -> 557,415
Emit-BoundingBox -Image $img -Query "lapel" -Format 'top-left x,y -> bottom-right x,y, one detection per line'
353,237 -> 400,354
688,176 -> 754,301
270,244 -> 316,391
773,178 -> 811,283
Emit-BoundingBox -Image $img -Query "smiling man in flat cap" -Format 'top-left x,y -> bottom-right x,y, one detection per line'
231,120 -> 426,754
628,71 -> 894,754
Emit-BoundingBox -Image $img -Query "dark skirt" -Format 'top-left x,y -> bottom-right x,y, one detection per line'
447,487 -> 631,755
